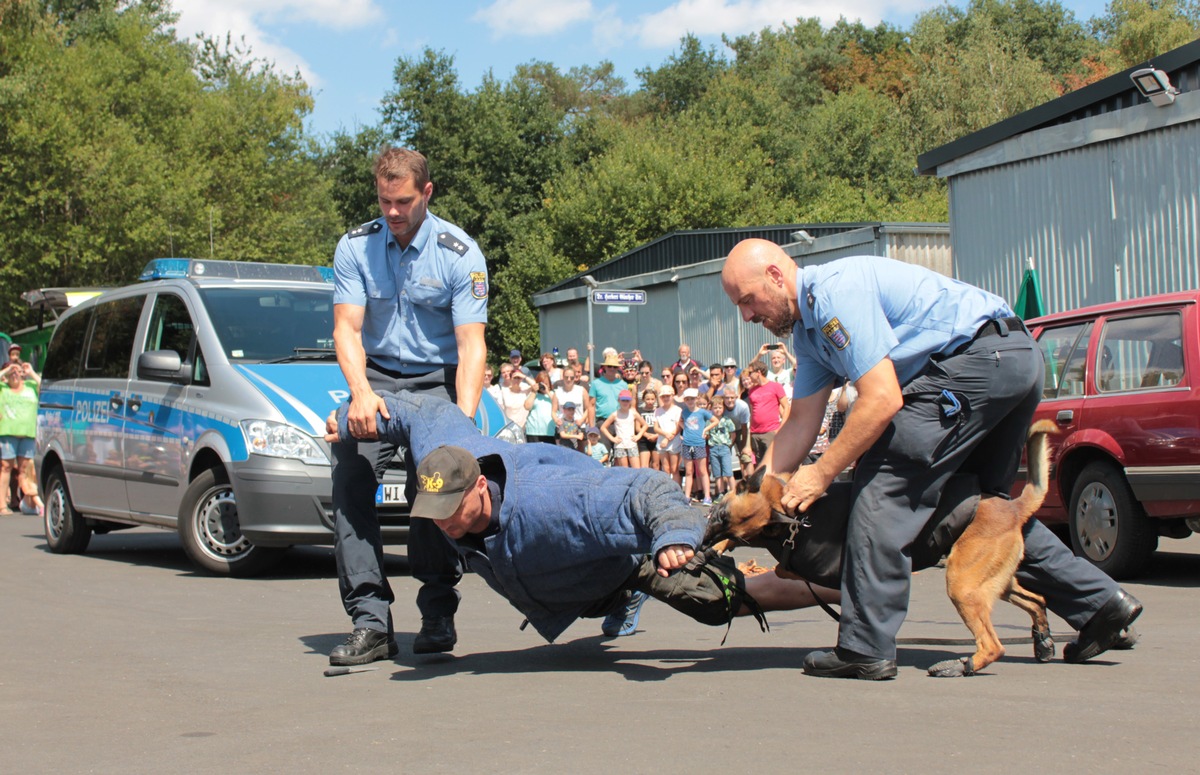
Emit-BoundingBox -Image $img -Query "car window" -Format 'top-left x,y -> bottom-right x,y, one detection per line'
143,293 -> 209,386
42,309 -> 92,380
1097,312 -> 1185,393
197,287 -> 335,362
1037,322 -> 1090,398
83,296 -> 144,379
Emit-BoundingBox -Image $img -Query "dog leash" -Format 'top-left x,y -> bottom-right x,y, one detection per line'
687,549 -> 770,645
767,510 -> 844,624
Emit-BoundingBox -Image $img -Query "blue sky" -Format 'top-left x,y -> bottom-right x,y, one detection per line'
171,0 -> 1114,137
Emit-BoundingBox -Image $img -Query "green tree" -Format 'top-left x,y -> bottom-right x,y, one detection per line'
1092,0 -> 1200,69
320,124 -> 389,229
634,34 -> 728,115
377,50 -> 648,355
903,10 -> 1060,154
917,0 -> 1096,83
0,0 -> 339,333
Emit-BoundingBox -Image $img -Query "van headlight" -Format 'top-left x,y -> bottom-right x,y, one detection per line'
241,420 -> 329,465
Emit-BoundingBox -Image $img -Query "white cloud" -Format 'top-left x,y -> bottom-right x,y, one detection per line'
631,0 -> 896,49
472,0 -> 596,37
170,0 -> 387,87
589,3 -> 631,52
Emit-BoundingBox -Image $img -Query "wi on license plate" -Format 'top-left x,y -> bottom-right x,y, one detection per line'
375,484 -> 407,505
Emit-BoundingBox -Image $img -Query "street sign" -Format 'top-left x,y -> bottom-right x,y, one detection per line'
591,289 -> 647,305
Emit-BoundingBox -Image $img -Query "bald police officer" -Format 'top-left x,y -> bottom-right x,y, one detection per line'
329,147 -> 488,666
722,239 -> 1141,680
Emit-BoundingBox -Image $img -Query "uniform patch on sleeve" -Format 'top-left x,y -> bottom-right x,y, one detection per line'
438,232 -> 469,256
821,318 -> 851,350
347,221 -> 382,238
470,271 -> 488,299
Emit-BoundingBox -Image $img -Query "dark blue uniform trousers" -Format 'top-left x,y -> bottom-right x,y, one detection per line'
331,366 -> 462,634
838,328 -> 1119,660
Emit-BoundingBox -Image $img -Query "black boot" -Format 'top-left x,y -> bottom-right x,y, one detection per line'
413,616 -> 457,654
1064,589 -> 1143,663
329,628 -> 398,666
803,647 -> 898,680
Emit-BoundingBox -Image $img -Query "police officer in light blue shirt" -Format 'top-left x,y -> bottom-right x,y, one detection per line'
328,147 -> 488,666
722,240 -> 1140,680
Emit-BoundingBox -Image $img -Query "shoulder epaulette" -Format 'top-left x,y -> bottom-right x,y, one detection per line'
437,232 -> 469,256
347,221 -> 383,239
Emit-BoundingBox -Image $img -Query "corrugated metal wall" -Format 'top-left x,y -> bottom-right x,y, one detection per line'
536,282 -> 686,371
1111,121 -> 1200,300
536,224 -> 954,369
789,225 -> 952,276
950,118 -> 1199,313
884,229 -> 953,275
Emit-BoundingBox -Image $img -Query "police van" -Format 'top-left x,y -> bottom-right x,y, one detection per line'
35,259 -> 505,576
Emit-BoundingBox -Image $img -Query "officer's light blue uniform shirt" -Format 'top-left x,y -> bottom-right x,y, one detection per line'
333,212 -> 488,372
789,257 -> 1013,397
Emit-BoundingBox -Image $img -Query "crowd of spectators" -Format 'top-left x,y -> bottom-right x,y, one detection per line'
483,341 -> 856,503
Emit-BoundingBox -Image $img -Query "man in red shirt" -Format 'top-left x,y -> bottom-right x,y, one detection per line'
671,343 -> 703,375
743,360 -> 790,468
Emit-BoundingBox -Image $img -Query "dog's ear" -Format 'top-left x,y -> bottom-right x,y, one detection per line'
744,466 -> 767,494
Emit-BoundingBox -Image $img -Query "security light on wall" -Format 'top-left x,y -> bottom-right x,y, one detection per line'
1130,67 -> 1179,107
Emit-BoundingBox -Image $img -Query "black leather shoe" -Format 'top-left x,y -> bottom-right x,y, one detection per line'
413,616 -> 457,654
1064,589 -> 1143,664
803,647 -> 898,680
329,628 -> 398,666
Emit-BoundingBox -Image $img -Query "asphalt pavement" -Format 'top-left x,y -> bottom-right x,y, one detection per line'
2,512 -> 1198,774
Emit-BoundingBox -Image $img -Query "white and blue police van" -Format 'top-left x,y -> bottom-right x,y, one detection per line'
35,259 -> 506,576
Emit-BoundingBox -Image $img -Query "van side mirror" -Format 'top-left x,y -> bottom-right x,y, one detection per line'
138,349 -> 187,382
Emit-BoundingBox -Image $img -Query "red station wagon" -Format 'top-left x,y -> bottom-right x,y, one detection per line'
1016,290 -> 1200,579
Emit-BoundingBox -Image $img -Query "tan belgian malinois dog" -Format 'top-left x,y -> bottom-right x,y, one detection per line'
705,420 -> 1058,677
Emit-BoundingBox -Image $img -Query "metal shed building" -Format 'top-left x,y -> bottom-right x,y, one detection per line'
532,222 -> 949,369
917,39 -> 1200,314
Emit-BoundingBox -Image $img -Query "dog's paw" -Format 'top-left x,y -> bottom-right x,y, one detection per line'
1032,625 -> 1055,662
927,657 -> 973,677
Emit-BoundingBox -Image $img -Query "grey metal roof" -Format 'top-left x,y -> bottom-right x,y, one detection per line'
917,38 -> 1200,176
540,223 -> 884,294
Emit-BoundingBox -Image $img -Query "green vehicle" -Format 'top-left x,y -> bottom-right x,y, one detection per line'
2,288 -> 108,371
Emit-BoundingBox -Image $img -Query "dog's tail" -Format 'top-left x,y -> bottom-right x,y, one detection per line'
1013,419 -> 1057,523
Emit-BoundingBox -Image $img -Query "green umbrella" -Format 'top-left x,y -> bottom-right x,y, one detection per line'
1013,259 -> 1046,320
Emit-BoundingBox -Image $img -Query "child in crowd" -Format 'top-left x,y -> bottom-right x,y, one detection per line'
556,402 -> 584,451
601,389 -> 646,468
637,388 -> 659,469
703,398 -> 736,499
692,394 -> 714,500
584,426 -> 609,466
653,385 -> 682,483
678,388 -> 713,505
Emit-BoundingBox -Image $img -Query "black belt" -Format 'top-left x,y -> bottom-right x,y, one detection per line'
366,359 -> 452,379
947,317 -> 1027,357
975,316 -> 1027,339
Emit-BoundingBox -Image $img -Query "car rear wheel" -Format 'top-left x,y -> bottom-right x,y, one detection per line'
178,467 -> 282,577
1068,461 -> 1156,579
43,467 -> 91,554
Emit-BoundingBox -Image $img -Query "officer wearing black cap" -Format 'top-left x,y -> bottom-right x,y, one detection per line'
327,392 -> 762,643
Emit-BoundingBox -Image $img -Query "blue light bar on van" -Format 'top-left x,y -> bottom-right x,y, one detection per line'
138,259 -> 334,283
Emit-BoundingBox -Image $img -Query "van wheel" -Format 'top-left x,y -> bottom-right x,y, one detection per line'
178,468 -> 282,577
44,467 -> 91,554
1068,462 -> 1156,580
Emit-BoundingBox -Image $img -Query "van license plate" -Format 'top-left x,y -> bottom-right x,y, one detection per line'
376,484 -> 406,505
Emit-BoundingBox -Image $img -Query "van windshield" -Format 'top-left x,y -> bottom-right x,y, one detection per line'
198,287 -> 336,362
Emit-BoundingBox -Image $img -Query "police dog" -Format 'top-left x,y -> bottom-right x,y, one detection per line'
705,421 -> 1057,677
